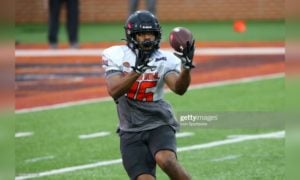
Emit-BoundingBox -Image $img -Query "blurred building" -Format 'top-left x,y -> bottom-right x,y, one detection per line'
15,0 -> 284,23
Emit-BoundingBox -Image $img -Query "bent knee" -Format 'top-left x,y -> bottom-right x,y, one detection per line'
136,174 -> 155,180
155,150 -> 177,169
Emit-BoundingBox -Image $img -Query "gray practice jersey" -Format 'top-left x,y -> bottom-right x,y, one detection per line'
102,45 -> 181,132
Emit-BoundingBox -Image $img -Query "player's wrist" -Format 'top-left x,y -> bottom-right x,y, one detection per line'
181,59 -> 195,70
182,64 -> 194,70
131,67 -> 143,74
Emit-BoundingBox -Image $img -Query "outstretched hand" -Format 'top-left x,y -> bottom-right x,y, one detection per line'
131,49 -> 156,74
174,40 -> 195,70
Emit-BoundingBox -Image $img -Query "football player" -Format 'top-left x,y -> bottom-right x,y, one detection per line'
102,10 -> 194,180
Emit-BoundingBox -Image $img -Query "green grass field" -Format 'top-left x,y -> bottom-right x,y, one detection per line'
15,20 -> 284,43
16,77 -> 284,179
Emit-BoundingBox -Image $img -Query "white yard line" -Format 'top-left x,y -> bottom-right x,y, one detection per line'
188,73 -> 284,91
15,132 -> 33,138
79,131 -> 111,139
25,156 -> 54,163
177,131 -> 284,152
227,132 -> 285,139
16,159 -> 123,180
176,132 -> 194,138
15,130 -> 284,180
211,155 -> 241,162
15,96 -> 112,114
15,73 -> 284,114
15,47 -> 284,57
195,47 -> 284,56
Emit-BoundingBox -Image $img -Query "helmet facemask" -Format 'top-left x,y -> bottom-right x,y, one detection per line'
134,31 -> 160,55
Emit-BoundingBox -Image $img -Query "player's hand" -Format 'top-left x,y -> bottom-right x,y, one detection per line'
174,40 -> 195,70
132,49 -> 156,74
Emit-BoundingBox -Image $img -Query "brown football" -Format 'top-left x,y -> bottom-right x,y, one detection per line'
169,27 -> 194,52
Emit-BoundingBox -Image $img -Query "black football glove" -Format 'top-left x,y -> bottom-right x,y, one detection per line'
131,49 -> 156,74
174,40 -> 195,70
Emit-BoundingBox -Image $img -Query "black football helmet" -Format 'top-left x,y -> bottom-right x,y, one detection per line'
124,10 -> 161,55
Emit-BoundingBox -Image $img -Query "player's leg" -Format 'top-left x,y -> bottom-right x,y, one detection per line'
148,125 -> 191,180
136,174 -> 155,180
128,0 -> 139,16
119,130 -> 156,180
48,0 -> 61,48
146,0 -> 156,15
155,150 -> 191,180
65,0 -> 79,48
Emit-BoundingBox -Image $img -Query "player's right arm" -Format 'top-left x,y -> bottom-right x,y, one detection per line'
102,46 -> 141,101
102,46 -> 154,101
105,72 -> 140,101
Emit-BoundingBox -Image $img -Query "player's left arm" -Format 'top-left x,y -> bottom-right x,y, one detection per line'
164,40 -> 195,95
164,69 -> 191,95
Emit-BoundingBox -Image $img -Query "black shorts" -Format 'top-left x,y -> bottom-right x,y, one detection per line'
119,125 -> 177,180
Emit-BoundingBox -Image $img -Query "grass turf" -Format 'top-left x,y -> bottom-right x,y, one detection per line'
15,20 -> 284,43
15,78 -> 284,179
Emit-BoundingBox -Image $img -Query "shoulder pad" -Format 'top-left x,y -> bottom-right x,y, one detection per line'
102,46 -> 126,66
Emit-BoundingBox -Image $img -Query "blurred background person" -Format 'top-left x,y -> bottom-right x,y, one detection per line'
129,0 -> 156,15
45,0 -> 79,49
